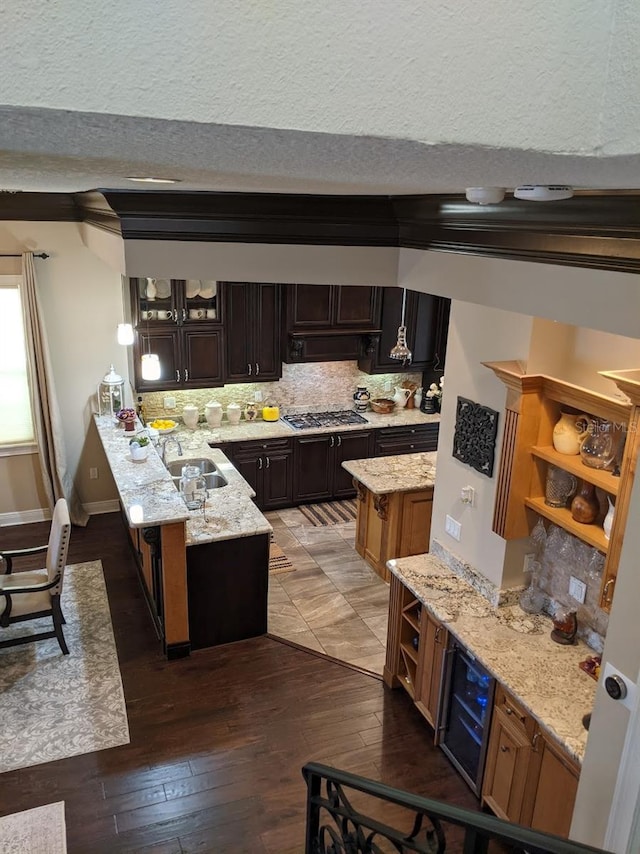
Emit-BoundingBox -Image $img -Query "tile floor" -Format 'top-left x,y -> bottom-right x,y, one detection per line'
266,505 -> 390,676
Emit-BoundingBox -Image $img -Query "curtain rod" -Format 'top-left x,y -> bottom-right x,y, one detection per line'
0,252 -> 49,259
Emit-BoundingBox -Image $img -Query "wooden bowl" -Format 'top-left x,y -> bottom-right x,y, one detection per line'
370,398 -> 395,414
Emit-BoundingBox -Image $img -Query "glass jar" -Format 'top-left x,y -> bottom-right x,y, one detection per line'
97,364 -> 125,418
580,418 -> 619,470
179,465 -> 207,510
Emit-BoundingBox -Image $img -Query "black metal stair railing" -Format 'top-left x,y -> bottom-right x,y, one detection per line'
303,762 -> 606,854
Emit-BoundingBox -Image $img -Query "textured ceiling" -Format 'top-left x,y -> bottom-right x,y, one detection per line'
2,1 -> 639,195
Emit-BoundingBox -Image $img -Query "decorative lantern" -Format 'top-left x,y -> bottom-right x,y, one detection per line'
98,365 -> 126,418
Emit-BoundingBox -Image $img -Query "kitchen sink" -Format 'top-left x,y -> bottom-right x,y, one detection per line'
166,458 -> 228,489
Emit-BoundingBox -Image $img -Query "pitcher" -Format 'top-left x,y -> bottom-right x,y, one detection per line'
392,387 -> 412,409
552,410 -> 590,455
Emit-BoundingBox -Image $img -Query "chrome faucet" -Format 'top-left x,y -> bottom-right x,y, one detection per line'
160,436 -> 183,465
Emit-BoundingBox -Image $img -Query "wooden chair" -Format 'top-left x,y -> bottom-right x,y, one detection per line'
0,498 -> 71,655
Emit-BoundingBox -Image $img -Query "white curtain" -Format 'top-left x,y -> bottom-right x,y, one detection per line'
22,253 -> 88,526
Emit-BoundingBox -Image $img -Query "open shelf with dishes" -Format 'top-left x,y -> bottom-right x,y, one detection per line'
484,363 -> 640,612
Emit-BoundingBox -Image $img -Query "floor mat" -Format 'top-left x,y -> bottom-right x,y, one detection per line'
298,499 -> 358,526
269,543 -> 296,574
0,561 -> 130,773
0,802 -> 67,854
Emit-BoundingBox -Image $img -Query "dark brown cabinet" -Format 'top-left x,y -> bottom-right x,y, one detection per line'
283,284 -> 381,363
373,423 -> 439,456
231,438 -> 293,509
293,430 -> 372,503
129,278 -> 224,391
359,289 -> 450,375
224,282 -> 282,383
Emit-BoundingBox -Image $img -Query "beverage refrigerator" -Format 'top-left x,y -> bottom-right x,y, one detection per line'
436,637 -> 495,795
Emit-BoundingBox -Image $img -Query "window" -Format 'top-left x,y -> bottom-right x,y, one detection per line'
0,276 -> 35,451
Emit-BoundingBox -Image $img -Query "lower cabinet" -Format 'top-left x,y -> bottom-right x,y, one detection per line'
231,438 -> 293,509
293,430 -> 372,503
373,423 -> 439,456
482,687 -> 580,837
386,576 -> 581,839
355,483 -> 433,581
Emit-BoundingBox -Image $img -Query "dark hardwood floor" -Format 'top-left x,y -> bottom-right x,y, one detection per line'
0,513 -> 480,853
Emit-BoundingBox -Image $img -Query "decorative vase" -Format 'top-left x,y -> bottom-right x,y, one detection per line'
353,386 -> 371,412
182,404 -> 199,429
552,410 -> 590,455
205,401 -> 223,428
570,480 -> 599,524
226,402 -> 242,425
414,387 -> 423,409
603,496 -> 615,540
244,402 -> 258,421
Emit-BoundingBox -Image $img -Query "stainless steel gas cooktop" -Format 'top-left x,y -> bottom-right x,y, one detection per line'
282,410 -> 369,430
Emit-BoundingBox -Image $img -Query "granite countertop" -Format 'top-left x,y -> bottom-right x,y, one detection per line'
93,415 -> 272,545
388,554 -> 597,764
176,408 -> 440,445
342,451 -> 437,494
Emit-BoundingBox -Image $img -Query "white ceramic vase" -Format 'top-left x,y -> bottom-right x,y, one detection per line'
227,403 -> 242,425
603,496 -> 615,540
205,401 -> 223,427
182,404 -> 199,429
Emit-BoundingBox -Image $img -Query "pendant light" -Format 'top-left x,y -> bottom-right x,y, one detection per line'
140,283 -> 162,381
389,288 -> 412,363
117,323 -> 134,345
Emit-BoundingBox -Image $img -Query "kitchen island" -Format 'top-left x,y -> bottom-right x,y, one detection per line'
342,451 -> 437,581
94,415 -> 272,658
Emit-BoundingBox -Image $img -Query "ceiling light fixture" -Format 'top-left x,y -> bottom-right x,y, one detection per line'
465,187 -> 506,205
126,176 -> 181,184
389,289 -> 412,364
513,185 -> 574,201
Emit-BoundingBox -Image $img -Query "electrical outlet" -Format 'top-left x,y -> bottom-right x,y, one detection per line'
163,396 -> 176,409
569,575 -> 587,604
445,514 -> 461,541
254,390 -> 263,402
89,467 -> 98,480
460,485 -> 475,506
523,553 -> 536,573
384,380 -> 392,392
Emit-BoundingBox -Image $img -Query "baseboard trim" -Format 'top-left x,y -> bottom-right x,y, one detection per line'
84,500 -> 120,515
0,508 -> 51,526
0,499 -> 120,527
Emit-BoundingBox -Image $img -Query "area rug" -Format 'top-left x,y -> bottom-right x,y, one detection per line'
0,561 -> 130,774
298,499 -> 358,526
0,801 -> 66,854
269,543 -> 295,575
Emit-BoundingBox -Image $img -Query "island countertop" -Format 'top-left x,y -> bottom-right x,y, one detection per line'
341,451 -> 437,494
388,553 -> 597,764
93,415 -> 272,544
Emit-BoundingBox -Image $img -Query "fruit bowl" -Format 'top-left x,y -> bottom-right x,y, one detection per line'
148,419 -> 177,434
370,398 -> 395,414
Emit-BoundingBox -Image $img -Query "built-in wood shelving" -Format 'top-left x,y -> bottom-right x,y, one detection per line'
530,446 -> 620,497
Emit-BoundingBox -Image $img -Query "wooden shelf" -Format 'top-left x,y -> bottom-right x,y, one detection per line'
402,609 -> 420,633
400,640 -> 418,664
531,446 -> 620,496
524,496 -> 609,553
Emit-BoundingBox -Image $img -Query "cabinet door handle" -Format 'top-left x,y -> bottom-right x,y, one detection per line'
258,457 -> 263,469
602,578 -> 615,606
330,436 -> 335,448
184,369 -> 189,382
500,745 -> 509,753
532,732 -> 540,752
266,456 -> 270,468
182,308 -> 187,322
255,363 -> 260,376
248,363 -> 252,375
435,626 -> 442,644
337,435 -> 342,446
173,309 -> 179,323
175,370 -> 180,383
504,704 -> 525,725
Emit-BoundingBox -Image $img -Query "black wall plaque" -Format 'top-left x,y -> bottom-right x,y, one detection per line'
452,397 -> 499,477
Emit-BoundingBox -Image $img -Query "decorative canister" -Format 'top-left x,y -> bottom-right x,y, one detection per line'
244,402 -> 258,421
205,401 -> 223,428
226,402 -> 242,425
353,386 -> 371,412
182,404 -> 199,429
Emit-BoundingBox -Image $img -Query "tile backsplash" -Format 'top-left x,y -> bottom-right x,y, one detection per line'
140,361 -> 423,421
527,521 -> 608,652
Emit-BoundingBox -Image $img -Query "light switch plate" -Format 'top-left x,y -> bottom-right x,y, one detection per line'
445,514 -> 461,541
569,575 -> 587,603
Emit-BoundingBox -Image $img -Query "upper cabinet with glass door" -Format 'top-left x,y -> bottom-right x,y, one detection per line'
133,278 -> 221,327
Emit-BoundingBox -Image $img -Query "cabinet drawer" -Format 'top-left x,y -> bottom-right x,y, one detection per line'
232,437 -> 293,457
494,684 -> 536,740
374,424 -> 439,456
